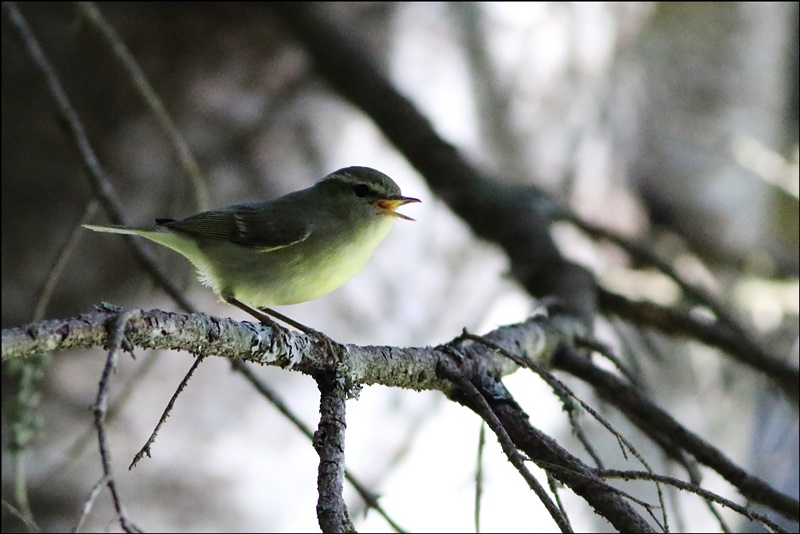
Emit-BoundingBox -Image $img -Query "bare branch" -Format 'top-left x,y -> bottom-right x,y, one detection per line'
314,372 -> 355,533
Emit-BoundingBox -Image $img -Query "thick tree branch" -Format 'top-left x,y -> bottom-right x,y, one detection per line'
1,307 -> 566,393
314,372 -> 355,533
6,306 -> 796,527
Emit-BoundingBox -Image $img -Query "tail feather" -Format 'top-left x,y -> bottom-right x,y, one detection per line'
82,224 -> 154,235
82,223 -> 200,260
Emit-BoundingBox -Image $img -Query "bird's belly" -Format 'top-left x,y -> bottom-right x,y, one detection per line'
207,217 -> 395,307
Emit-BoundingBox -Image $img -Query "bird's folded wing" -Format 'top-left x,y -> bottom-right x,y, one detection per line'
159,203 -> 310,251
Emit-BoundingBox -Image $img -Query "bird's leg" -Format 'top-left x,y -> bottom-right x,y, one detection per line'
225,297 -> 281,328
225,297 -> 342,358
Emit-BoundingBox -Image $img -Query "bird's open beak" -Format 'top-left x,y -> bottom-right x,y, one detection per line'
375,196 -> 421,221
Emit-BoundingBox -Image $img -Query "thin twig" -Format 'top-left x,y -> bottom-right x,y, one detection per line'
599,469 -> 789,533
73,475 -> 108,533
76,1 -> 208,212
598,288 -> 798,405
462,332 -> 669,531
33,200 -> 99,321
0,499 -> 39,532
90,308 -> 143,533
474,422 -> 485,534
129,355 -> 207,469
557,348 -> 800,522
2,1 -> 193,313
571,217 -> 748,338
437,347 -> 573,533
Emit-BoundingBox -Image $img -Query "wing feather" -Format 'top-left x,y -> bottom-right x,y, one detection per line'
160,202 -> 310,251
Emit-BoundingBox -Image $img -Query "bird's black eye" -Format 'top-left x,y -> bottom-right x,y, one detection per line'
353,184 -> 371,197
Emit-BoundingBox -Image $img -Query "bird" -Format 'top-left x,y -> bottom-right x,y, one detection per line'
84,166 -> 420,336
